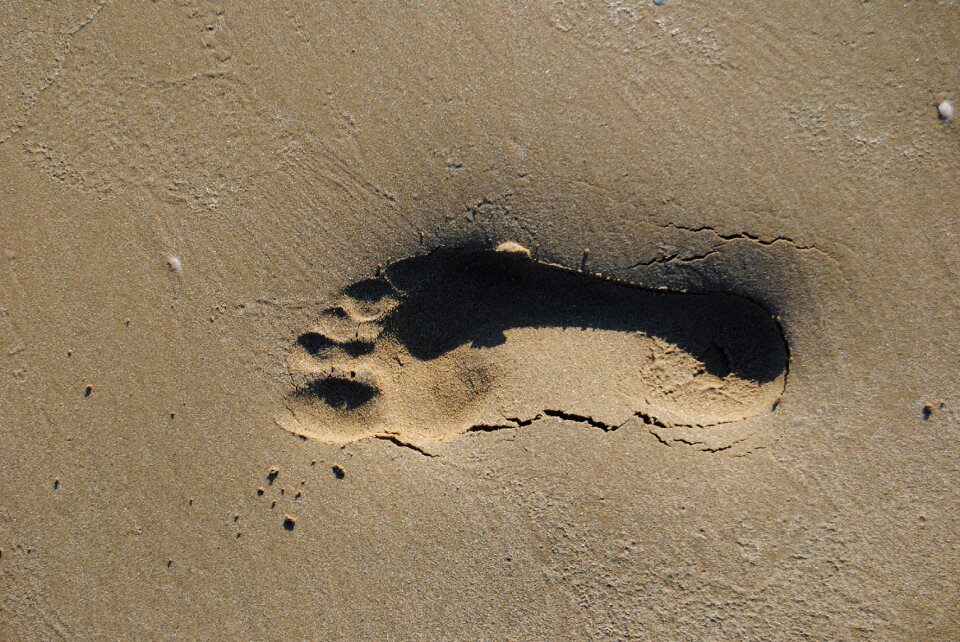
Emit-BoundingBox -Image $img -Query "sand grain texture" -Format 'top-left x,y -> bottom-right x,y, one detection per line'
1,2 -> 958,640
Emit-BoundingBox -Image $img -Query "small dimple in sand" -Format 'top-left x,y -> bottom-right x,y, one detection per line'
278,248 -> 788,444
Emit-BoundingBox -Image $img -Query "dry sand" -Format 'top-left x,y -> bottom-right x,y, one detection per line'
1,2 -> 958,640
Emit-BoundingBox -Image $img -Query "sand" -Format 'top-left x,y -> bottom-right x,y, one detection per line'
1,2 -> 958,640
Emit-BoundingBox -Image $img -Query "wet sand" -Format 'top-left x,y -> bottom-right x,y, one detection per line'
1,2 -> 958,639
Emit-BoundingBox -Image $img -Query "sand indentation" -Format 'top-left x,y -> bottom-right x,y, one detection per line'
279,248 -> 787,444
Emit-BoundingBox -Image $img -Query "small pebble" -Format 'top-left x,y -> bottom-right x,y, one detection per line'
653,0 -> 666,5
166,255 -> 182,272
283,515 -> 296,531
332,464 -> 345,479
938,100 -> 953,122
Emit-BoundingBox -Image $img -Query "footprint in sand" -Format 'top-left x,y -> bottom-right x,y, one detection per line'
278,245 -> 788,444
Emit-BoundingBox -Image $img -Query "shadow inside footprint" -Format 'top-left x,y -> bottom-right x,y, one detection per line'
382,250 -> 785,384
284,248 -> 788,443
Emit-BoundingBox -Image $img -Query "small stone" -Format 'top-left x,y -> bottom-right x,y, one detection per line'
283,515 -> 296,531
938,100 -> 953,122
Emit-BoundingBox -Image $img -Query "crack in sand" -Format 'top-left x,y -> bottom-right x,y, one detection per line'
349,406 -> 765,456
372,433 -> 438,458
627,250 -> 721,269
287,405 -> 759,457
654,221 -> 836,261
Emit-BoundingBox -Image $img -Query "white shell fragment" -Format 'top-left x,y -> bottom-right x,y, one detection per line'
166,255 -> 182,272
495,241 -> 532,257
938,100 -> 953,122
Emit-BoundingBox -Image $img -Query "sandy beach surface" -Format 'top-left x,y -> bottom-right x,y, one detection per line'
2,2 -> 958,640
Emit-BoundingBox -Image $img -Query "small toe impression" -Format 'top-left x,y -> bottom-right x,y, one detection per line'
297,331 -> 374,358
297,376 -> 379,410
